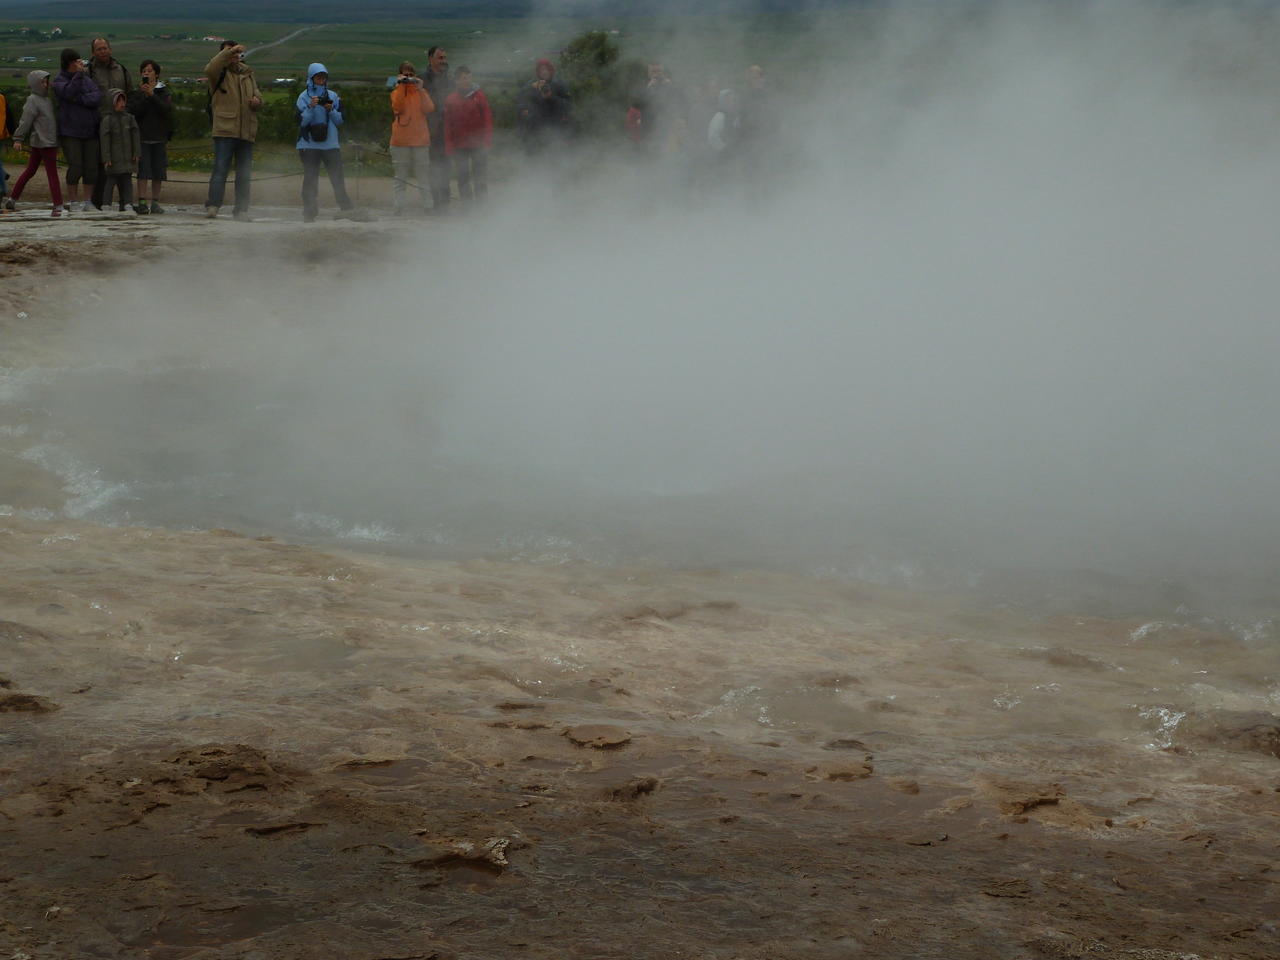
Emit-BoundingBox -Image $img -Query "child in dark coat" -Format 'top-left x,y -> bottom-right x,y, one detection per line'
99,88 -> 141,212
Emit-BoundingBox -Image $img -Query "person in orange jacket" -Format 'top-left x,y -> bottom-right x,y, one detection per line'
388,59 -> 435,216
443,65 -> 492,208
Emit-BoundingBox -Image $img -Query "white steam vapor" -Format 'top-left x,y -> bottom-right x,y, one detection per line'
23,1 -> 1280,611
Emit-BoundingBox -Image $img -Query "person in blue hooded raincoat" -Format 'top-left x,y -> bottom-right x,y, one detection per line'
295,62 -> 355,222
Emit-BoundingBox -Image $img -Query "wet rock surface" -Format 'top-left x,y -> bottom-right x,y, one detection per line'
1176,710 -> 1280,759
0,517 -> 1277,959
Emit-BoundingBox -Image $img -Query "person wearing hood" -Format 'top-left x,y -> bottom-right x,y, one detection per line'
516,58 -> 572,156
423,46 -> 451,211
443,65 -> 492,208
295,63 -> 355,223
388,59 -> 434,217
707,88 -> 740,158
5,70 -> 64,216
52,48 -> 102,212
203,40 -> 263,221
88,37 -> 133,211
100,87 -> 141,212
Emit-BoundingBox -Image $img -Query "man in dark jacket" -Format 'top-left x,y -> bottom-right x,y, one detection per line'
423,46 -> 451,212
127,59 -> 173,213
88,37 -> 132,210
51,48 -> 102,211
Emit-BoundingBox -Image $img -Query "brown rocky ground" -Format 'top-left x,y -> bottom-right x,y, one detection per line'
1,222 -> 1278,960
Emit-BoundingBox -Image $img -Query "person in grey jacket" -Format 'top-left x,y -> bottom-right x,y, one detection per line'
100,88 -> 141,212
5,71 -> 64,216
88,37 -> 132,210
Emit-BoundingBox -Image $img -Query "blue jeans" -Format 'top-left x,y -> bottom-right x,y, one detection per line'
206,137 -> 254,213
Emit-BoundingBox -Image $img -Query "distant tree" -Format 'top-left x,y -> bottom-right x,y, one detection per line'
559,30 -> 619,101
557,29 -> 645,138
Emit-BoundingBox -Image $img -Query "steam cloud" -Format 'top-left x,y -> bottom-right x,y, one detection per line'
21,1 -> 1280,613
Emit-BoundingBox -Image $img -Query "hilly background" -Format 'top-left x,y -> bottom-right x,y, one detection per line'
0,0 -> 851,22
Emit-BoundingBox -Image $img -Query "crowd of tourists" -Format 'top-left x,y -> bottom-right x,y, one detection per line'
0,35 -> 773,220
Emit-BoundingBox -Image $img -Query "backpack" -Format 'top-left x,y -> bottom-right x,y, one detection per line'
0,91 -> 9,140
205,65 -> 229,126
298,109 -> 329,143
297,92 -> 331,143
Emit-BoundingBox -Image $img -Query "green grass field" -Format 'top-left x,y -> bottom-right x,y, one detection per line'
1,18 -> 621,85
0,12 -> 842,86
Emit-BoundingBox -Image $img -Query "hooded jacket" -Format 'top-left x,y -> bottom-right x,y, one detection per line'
52,68 -> 102,139
530,59 -> 569,100
443,83 -> 493,154
13,71 -> 57,148
389,77 -> 434,147
708,90 -> 738,153
516,59 -> 571,145
99,90 -> 141,173
205,46 -> 262,141
127,80 -> 174,142
295,62 -> 344,150
89,57 -> 132,116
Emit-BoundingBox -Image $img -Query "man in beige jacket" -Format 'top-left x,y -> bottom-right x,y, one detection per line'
204,40 -> 262,221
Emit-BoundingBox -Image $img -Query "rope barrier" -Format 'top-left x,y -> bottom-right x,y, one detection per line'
3,141 -> 435,193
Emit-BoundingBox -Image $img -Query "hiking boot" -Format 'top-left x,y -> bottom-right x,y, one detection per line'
149,202 -> 165,214
204,205 -> 219,219
136,201 -> 150,215
2,198 -> 15,211
232,210 -> 253,223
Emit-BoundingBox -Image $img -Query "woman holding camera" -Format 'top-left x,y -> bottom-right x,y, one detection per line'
388,60 -> 434,216
296,62 -> 354,223
52,48 -> 102,211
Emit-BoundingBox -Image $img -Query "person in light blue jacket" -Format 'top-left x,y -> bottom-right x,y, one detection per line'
295,62 -> 354,222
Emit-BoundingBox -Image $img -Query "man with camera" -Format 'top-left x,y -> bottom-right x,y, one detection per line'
203,40 -> 263,221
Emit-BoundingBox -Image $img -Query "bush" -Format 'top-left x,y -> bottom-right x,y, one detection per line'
558,30 -> 646,139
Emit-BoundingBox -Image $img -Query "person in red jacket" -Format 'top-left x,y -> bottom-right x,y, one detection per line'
443,66 -> 493,208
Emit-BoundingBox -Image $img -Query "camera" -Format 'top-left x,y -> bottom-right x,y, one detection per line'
397,76 -> 414,85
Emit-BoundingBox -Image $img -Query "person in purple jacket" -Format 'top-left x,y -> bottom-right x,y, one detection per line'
52,48 -> 102,212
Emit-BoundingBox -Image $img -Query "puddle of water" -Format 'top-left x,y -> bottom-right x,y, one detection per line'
693,684 -> 873,737
333,757 -> 434,785
124,900 -> 303,958
179,630 -> 354,674
516,755 -> 578,771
